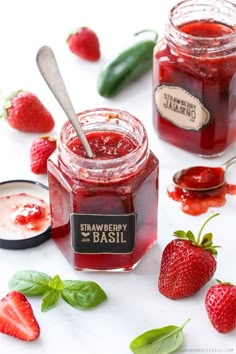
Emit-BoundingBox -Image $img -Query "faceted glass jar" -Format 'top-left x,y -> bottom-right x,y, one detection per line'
153,0 -> 236,157
47,108 -> 159,271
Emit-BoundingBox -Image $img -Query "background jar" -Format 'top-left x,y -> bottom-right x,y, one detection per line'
48,108 -> 159,271
153,0 -> 236,157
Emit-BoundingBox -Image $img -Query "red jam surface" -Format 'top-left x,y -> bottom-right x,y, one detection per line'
153,20 -> 236,156
0,193 -> 50,239
13,203 -> 45,226
180,21 -> 234,37
167,183 -> 236,216
174,166 -> 225,189
68,131 -> 137,159
48,130 -> 159,271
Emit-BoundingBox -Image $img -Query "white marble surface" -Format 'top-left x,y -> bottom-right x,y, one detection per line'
0,0 -> 236,352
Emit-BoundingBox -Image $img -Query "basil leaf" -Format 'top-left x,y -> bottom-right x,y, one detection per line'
8,270 -> 51,295
130,320 -> 190,354
41,289 -> 60,312
48,274 -> 64,291
8,270 -> 108,313
61,280 -> 107,310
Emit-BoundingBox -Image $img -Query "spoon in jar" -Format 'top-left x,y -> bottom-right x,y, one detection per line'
36,45 -> 94,158
172,155 -> 236,191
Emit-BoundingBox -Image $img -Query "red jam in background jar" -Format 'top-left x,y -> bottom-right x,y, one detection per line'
48,108 -> 159,271
153,0 -> 236,157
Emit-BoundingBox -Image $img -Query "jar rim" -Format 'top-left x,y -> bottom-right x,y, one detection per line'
58,108 -> 149,183
167,0 -> 236,54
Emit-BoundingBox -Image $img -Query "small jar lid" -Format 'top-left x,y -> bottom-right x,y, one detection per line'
0,180 -> 51,249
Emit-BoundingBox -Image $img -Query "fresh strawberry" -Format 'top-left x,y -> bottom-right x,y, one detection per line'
205,280 -> 236,333
67,27 -> 100,61
158,213 -> 220,299
0,291 -> 40,341
30,136 -> 57,174
1,90 -> 55,133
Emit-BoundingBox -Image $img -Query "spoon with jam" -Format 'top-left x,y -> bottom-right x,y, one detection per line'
173,156 -> 236,191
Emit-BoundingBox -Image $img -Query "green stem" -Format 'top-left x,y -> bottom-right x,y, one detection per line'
134,29 -> 158,42
180,318 -> 191,330
216,279 -> 234,286
196,213 -> 220,244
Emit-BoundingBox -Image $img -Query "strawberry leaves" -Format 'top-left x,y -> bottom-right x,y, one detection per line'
0,90 -> 21,119
9,270 -> 107,312
173,230 -> 195,242
158,213 -> 220,299
173,212 -> 220,255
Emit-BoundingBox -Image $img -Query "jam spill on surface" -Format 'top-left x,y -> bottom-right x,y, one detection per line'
0,193 -> 50,239
168,183 -> 236,216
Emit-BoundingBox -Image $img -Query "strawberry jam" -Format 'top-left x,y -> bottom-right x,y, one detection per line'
153,0 -> 236,156
0,193 -> 50,238
68,131 -> 137,159
48,108 -> 159,271
167,182 -> 236,216
12,203 -> 46,228
174,166 -> 225,190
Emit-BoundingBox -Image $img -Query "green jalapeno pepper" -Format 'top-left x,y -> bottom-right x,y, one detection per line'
97,30 -> 158,98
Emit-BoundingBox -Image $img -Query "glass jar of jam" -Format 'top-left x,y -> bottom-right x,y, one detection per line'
153,0 -> 236,157
47,108 -> 159,271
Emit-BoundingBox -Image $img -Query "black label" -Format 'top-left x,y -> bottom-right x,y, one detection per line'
71,213 -> 136,254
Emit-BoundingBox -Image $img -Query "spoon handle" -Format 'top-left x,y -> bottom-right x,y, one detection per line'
36,45 -> 94,158
223,155 -> 236,170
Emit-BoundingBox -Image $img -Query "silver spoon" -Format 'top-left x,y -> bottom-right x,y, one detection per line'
172,155 -> 236,191
36,45 -> 94,158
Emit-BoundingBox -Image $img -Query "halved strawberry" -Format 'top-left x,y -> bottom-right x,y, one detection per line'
0,291 -> 40,341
